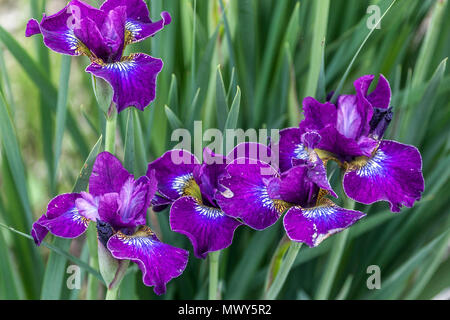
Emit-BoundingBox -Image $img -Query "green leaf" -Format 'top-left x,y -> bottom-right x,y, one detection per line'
53,55 -> 72,185
405,58 -> 447,145
164,105 -> 183,130
124,109 -> 135,173
303,0 -> 329,99
0,26 -> 89,157
0,93 -> 33,229
224,86 -> 241,131
92,75 -> 113,116
215,65 -> 229,131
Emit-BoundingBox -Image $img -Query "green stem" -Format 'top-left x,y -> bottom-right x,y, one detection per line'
105,107 -> 117,154
208,251 -> 220,300
315,197 -> 355,300
105,286 -> 119,300
265,241 -> 302,300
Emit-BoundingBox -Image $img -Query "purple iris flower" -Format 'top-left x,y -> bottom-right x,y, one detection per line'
26,0 -> 171,113
215,141 -> 365,247
289,74 -> 424,212
31,152 -> 188,295
147,148 -> 242,259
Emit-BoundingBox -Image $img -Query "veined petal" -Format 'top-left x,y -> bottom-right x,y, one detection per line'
226,142 -> 272,165
317,125 -> 377,160
25,0 -> 104,56
299,97 -> 337,134
89,151 -> 132,197
31,193 -> 89,245
86,53 -> 163,112
216,160 -> 290,230
107,226 -> 189,295
151,194 -> 172,212
194,148 -> 227,205
170,197 -> 241,259
367,74 -> 391,110
101,0 -> 171,44
75,192 -> 99,221
147,149 -> 201,201
283,200 -> 365,247
273,128 -> 308,172
343,140 -> 424,212
118,175 -> 156,226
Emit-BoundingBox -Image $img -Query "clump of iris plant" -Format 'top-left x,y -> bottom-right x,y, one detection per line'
148,148 -> 242,259
283,75 -> 424,212
31,152 -> 188,295
216,140 -> 365,247
26,0 -> 171,112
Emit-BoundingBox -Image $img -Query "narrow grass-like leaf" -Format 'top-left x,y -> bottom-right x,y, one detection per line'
0,93 -> 33,229
215,65 -> 229,131
165,105 -> 184,130
330,0 -> 397,103
405,58 -> 447,145
411,0 -> 447,88
0,26 -> 89,157
53,55 -> 72,184
303,0 -> 329,99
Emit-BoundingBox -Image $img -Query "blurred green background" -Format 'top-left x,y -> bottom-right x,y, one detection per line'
0,0 -> 449,300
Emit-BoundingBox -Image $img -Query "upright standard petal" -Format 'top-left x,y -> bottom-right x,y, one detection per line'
107,226 -> 189,295
170,197 -> 241,259
101,0 -> 171,44
86,53 -> 163,112
298,97 -> 337,134
118,176 -> 155,226
343,140 -> 424,212
25,0 -> 103,56
283,201 -> 365,247
147,150 -> 201,201
216,160 -> 290,230
367,74 -> 391,110
89,151 -> 132,197
31,193 -> 89,245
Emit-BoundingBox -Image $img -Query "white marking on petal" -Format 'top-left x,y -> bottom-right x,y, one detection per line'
194,204 -> 224,219
356,150 -> 387,177
172,173 -> 194,196
293,144 -> 309,160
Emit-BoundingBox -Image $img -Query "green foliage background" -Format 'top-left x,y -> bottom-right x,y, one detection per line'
0,0 -> 449,300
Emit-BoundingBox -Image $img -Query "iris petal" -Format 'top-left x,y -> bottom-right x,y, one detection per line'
89,151 -> 132,197
343,140 -> 424,212
147,149 -> 200,201
216,160 -> 289,230
31,193 -> 89,245
25,0 -> 103,56
100,0 -> 171,44
86,53 -> 163,112
283,200 -> 365,247
170,197 -> 241,259
107,226 -> 189,295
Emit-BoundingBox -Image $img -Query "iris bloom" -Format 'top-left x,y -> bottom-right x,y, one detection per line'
31,152 -> 188,295
147,148 -> 242,259
216,140 -> 365,247
26,0 -> 171,112
281,75 -> 424,212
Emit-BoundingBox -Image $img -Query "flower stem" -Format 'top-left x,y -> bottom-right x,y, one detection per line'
208,251 -> 220,300
105,286 -> 119,300
105,105 -> 117,154
315,197 -> 355,300
265,241 -> 302,299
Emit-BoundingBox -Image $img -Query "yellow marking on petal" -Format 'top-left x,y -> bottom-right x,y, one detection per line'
182,178 -> 202,200
273,199 -> 293,214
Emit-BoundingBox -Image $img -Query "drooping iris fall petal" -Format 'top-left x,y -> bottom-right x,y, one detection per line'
170,196 -> 241,259
107,226 -> 188,295
343,140 -> 424,212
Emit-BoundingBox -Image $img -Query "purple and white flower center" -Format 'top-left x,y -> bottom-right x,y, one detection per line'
172,173 -> 195,196
293,144 -> 309,160
194,204 -> 224,219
